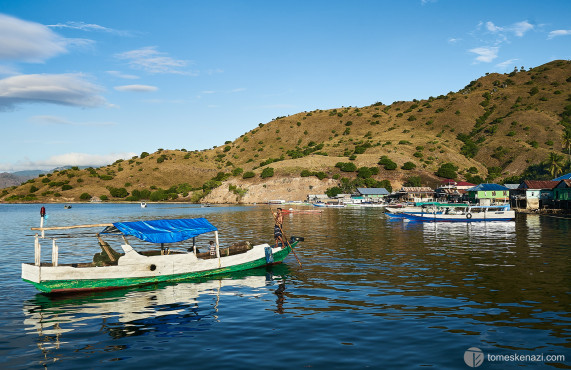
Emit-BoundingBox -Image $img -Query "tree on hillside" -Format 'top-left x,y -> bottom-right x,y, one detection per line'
436,163 -> 458,179
547,152 -> 564,178
261,167 -> 274,179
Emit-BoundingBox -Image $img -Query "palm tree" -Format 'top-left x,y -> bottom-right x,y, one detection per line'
547,152 -> 564,178
562,129 -> 571,159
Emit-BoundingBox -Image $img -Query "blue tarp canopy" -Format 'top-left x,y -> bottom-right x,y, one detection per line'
101,218 -> 217,244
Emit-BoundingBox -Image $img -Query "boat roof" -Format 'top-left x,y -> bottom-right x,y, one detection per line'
101,218 -> 217,244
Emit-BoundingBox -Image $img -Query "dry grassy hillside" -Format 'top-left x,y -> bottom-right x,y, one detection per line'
2,60 -> 570,203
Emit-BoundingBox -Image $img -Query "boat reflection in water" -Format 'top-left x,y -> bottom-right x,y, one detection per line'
23,265 -> 289,366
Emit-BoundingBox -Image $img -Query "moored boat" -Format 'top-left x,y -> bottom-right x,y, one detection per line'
398,204 -> 514,222
22,218 -> 302,294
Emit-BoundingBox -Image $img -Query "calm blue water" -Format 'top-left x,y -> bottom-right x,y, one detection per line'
0,203 -> 569,369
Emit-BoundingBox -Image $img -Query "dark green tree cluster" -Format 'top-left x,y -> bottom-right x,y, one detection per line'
435,163 -> 458,179
286,143 -> 325,159
335,162 -> 357,172
300,170 -> 328,180
378,156 -> 397,170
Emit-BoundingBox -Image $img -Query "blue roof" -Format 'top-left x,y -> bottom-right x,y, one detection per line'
102,218 -> 217,244
553,172 -> 571,181
356,187 -> 389,195
466,183 -> 509,192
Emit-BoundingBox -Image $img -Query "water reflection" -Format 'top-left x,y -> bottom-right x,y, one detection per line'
23,266 -> 288,367
7,205 -> 570,368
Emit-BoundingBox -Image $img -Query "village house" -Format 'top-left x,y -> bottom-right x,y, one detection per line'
465,183 -> 509,205
435,180 -> 475,202
552,179 -> 571,210
516,180 -> 559,210
353,188 -> 390,203
394,187 -> 435,203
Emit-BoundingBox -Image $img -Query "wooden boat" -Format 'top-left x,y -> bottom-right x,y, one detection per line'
398,204 -> 514,222
22,218 -> 302,294
385,203 -> 468,217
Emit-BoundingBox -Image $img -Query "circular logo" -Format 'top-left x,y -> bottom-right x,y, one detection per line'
464,347 -> 484,368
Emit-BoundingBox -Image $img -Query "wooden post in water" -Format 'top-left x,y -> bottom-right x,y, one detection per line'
214,231 -> 221,268
51,239 -> 58,267
34,234 -> 41,266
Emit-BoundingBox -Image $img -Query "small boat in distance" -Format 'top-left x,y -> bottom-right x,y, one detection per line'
140,202 -> 147,208
22,218 -> 302,294
64,205 -> 72,209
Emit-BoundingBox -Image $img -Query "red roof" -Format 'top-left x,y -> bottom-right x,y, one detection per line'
520,180 -> 559,189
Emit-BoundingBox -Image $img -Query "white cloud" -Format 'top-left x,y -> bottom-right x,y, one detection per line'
483,20 -> 534,37
31,115 -> 115,126
469,46 -> 499,63
114,84 -> 158,92
448,38 -> 461,44
106,70 -> 139,79
486,21 -> 503,33
0,13 -> 68,62
0,152 -> 136,172
47,21 -> 132,36
548,29 -> 571,39
0,73 -> 106,111
511,21 -> 534,37
495,58 -> 518,69
115,46 -> 194,75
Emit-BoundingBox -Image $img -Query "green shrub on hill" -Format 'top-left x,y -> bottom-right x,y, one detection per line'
261,167 -> 274,178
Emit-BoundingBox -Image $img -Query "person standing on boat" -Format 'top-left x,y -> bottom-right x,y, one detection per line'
274,208 -> 284,248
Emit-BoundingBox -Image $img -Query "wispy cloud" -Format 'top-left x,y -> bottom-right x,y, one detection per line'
0,73 -> 106,111
107,70 -> 139,79
469,46 -> 499,63
1,152 -> 136,172
495,58 -> 518,69
0,64 -> 19,76
484,20 -> 534,38
114,84 -> 158,92
448,38 -> 461,44
0,13 -> 68,62
47,21 -> 133,36
31,115 -> 115,126
485,21 -> 503,33
115,46 -> 195,75
548,29 -> 571,39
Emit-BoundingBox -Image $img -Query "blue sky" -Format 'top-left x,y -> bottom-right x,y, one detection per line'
0,0 -> 570,172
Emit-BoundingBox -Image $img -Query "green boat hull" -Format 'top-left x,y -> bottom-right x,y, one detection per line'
24,243 -> 294,294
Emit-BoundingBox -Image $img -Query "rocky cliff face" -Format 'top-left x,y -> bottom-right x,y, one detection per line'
202,176 -> 337,204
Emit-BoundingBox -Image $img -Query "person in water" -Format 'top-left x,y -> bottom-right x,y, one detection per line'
274,208 -> 284,248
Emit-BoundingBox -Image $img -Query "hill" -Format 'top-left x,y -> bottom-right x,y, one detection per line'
2,60 -> 570,203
